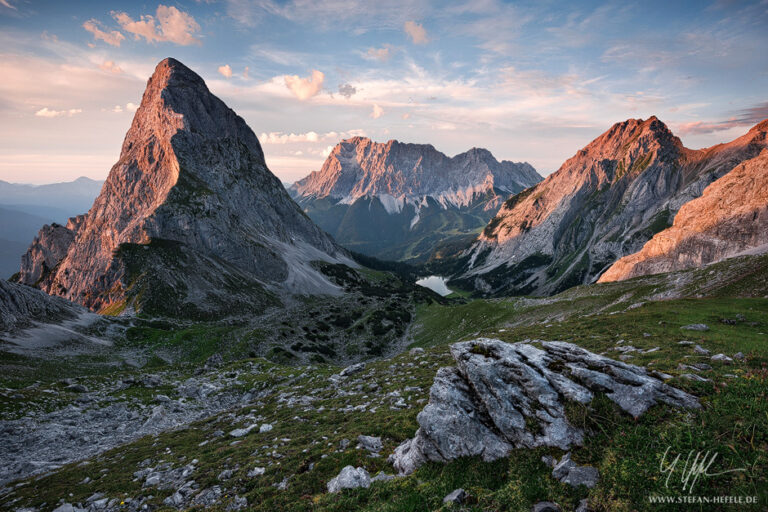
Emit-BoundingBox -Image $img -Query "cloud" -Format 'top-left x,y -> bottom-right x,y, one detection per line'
243,66 -> 249,79
112,5 -> 201,46
404,21 -> 428,44
83,20 -> 126,47
126,102 -> 139,112
35,107 -> 82,118
111,105 -> 123,113
322,145 -> 334,157
259,129 -> 365,144
284,70 -> 324,100
1,0 -> 16,9
676,101 -> 768,135
371,104 -> 384,119
99,60 -> 123,74
338,83 -> 356,98
218,64 -> 233,78
364,46 -> 391,61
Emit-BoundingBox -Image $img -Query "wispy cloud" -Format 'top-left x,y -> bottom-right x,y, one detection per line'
99,60 -> 123,74
370,104 -> 384,118
83,19 -> 125,47
676,101 -> 768,135
35,107 -> 82,118
363,46 -> 392,62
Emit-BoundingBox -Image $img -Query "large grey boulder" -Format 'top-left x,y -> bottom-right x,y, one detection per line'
390,338 -> 699,474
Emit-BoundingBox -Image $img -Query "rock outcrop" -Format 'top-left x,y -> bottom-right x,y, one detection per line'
290,138 -> 541,262
18,58 -> 351,317
458,117 -> 768,296
0,279 -> 83,332
18,216 -> 84,286
599,146 -> 768,282
390,338 -> 699,475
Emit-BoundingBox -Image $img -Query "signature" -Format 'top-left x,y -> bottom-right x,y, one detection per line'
659,446 -> 747,493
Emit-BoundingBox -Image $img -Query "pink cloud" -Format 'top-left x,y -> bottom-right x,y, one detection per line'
112,5 -> 201,46
83,20 -> 125,47
284,70 -> 324,100
404,21 -> 428,44
218,64 -> 233,78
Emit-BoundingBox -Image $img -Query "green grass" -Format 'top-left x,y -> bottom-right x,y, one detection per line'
3,256 -> 768,511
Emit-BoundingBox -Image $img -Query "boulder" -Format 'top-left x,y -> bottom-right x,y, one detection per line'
327,466 -> 371,493
390,339 -> 699,474
443,488 -> 466,504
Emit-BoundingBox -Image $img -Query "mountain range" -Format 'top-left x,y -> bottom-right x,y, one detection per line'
450,116 -> 768,296
290,138 -> 541,262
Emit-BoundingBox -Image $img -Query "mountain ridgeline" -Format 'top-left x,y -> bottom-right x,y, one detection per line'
17,58 -> 352,318
452,116 -> 768,296
290,138 -> 541,262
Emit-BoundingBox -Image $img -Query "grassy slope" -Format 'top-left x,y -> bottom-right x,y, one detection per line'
2,255 -> 768,511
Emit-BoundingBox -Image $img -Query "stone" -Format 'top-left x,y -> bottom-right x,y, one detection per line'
259,423 -> 273,433
682,324 -> 710,332
65,384 -> 88,393
218,469 -> 233,481
711,354 -> 733,364
575,499 -> 590,512
340,363 -> 366,377
247,467 -> 266,477
532,502 -> 562,512
442,488 -> 466,504
694,345 -> 711,355
371,471 -> 395,483
734,352 -> 745,360
551,453 -> 599,488
390,339 -> 699,475
357,435 -> 383,454
326,466 -> 371,493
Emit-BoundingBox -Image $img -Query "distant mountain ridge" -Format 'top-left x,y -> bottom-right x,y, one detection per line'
454,116 -> 768,296
18,58 -> 351,318
0,177 -> 103,219
290,137 -> 542,262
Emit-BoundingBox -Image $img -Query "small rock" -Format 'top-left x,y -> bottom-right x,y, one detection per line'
678,341 -> 694,345
371,471 -> 395,482
357,435 -> 383,454
65,384 -> 88,393
218,469 -> 233,481
693,345 -> 710,355
327,466 -> 371,493
259,423 -> 273,433
409,347 -> 425,355
711,354 -> 733,364
227,495 -> 247,511
682,324 -> 709,331
575,499 -> 590,512
552,453 -> 599,488
247,467 -> 265,477
442,488 -> 466,505
681,373 -> 710,382
340,363 -> 366,377
338,438 -> 350,450
734,352 -> 745,361
532,502 -> 562,512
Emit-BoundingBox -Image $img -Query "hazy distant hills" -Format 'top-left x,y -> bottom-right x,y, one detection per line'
0,178 -> 103,278
290,137 -> 542,262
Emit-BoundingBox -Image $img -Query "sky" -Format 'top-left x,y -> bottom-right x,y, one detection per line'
1,0 -> 767,185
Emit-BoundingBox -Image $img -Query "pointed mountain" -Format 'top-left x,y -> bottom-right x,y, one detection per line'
19,58 -> 350,317
290,137 -> 541,262
457,116 -> 768,296
600,141 -> 768,282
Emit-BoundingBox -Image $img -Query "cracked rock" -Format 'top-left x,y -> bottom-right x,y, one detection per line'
389,339 -> 699,475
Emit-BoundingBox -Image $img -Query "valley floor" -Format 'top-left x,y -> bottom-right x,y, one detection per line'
1,255 -> 767,511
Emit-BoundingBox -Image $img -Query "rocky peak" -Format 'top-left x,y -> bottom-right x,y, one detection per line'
20,58 -> 348,316
291,137 -> 541,206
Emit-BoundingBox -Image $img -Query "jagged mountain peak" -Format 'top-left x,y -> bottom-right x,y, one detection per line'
20,57 -> 348,316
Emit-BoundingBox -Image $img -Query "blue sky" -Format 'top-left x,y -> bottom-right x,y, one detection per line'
1,0 -> 767,184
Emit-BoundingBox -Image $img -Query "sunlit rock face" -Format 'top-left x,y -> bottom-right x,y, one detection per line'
290,137 -> 542,261
600,142 -> 768,282
19,58 -> 350,317
459,117 -> 768,296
